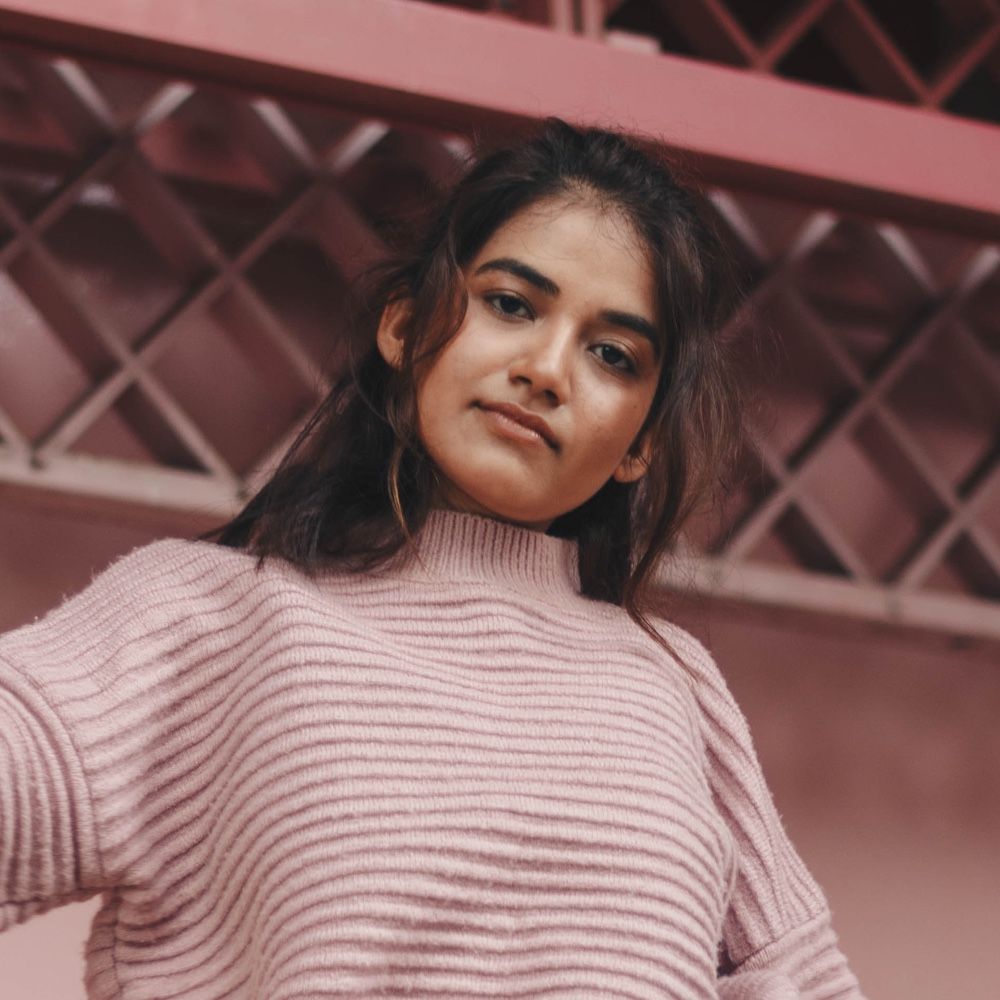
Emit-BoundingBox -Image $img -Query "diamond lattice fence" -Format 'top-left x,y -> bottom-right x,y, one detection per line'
0,43 -> 996,635
437,0 -> 1000,126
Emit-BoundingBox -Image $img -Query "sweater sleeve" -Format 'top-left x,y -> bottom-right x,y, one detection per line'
0,540 -> 191,932
661,624 -> 866,1000
0,649 -> 106,930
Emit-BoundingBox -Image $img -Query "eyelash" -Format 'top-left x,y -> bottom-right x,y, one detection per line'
483,292 -> 638,376
593,343 -> 636,374
485,292 -> 533,322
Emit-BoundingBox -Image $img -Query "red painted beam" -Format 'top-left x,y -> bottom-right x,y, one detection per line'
0,0 -> 997,237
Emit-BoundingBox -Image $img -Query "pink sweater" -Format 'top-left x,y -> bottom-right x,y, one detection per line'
0,510 -> 863,999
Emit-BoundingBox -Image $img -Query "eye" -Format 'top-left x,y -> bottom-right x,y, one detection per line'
485,292 -> 533,321
593,342 -> 636,374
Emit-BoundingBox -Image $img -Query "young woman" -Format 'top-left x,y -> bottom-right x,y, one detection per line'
0,119 -> 865,999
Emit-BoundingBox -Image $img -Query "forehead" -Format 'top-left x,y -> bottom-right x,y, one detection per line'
472,194 -> 655,310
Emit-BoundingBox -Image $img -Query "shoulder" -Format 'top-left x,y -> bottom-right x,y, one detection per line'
646,617 -> 736,703
647,617 -> 760,758
60,539 -> 266,628
649,618 -> 718,677
90,537 -> 258,592
0,539 -> 279,678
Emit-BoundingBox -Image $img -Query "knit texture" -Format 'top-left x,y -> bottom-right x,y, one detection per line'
0,510 -> 864,999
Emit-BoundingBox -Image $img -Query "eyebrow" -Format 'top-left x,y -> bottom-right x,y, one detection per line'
473,256 -> 660,355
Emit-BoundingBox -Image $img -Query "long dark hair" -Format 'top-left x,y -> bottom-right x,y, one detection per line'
209,118 -> 744,640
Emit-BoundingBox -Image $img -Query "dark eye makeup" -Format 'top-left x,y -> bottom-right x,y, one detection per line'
485,292 -> 533,320
593,343 -> 636,374
483,291 -> 640,376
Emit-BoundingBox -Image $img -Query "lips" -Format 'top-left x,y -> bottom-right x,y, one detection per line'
476,402 -> 559,450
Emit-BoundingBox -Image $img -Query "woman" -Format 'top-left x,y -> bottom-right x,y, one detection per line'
0,119 -> 865,998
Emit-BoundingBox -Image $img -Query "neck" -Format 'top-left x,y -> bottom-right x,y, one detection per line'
389,508 -> 580,597
430,488 -> 552,533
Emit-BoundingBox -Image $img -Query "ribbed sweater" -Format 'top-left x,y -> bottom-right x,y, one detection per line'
0,510 -> 864,1000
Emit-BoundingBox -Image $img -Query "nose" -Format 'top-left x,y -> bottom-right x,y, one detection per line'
508,324 -> 573,405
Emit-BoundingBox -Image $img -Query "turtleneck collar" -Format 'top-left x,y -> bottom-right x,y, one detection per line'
387,509 -> 581,597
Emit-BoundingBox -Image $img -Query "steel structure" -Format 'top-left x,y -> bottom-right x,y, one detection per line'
0,0 -> 996,640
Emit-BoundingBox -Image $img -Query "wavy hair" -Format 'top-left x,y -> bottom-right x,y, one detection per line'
209,118 -> 745,642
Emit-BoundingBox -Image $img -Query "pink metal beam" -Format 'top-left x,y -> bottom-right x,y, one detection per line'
0,0 -> 998,237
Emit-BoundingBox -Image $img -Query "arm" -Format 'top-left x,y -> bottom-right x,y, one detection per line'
0,651 -> 104,930
662,625 -> 866,1000
0,539 -> 186,932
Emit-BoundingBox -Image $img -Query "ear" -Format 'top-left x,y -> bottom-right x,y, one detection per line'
375,297 -> 411,370
612,434 -> 652,484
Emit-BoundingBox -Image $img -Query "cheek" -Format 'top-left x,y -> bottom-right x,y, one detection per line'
419,335 -> 477,401
586,395 -> 655,457
414,355 -> 471,452
414,381 -> 445,454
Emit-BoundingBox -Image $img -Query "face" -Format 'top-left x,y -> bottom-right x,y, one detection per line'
379,194 -> 662,531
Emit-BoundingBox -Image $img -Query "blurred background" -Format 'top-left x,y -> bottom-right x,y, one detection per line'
0,1 -> 997,997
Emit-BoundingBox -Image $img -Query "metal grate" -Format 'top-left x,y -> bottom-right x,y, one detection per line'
0,44 -> 996,638
434,0 -> 1000,126
679,190 -> 1000,615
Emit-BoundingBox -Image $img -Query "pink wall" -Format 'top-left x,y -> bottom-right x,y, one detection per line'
691,604 -> 1000,1000
2,501 -> 998,998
